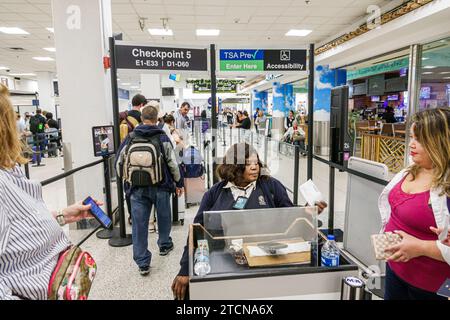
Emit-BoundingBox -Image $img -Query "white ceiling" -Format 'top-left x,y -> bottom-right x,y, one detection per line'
0,0 -> 392,82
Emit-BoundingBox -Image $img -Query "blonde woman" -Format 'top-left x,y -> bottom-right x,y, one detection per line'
0,84 -> 99,300
379,107 -> 450,300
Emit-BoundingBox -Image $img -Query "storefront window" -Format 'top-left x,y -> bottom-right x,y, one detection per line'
419,37 -> 450,110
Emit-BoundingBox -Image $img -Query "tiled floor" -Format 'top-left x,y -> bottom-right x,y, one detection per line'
29,130 -> 378,300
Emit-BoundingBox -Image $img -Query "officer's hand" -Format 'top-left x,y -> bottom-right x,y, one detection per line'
176,187 -> 184,197
315,201 -> 328,214
172,275 -> 189,300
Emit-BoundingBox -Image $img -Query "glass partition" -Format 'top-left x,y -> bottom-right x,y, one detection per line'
420,37 -> 450,110
192,206 -> 319,278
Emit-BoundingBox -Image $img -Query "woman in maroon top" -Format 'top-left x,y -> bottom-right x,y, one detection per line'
378,108 -> 450,300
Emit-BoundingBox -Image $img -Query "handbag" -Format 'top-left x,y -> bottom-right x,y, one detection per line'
48,245 -> 97,300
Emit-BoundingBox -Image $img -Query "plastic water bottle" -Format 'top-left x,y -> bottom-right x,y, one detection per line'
194,240 -> 211,276
321,235 -> 340,267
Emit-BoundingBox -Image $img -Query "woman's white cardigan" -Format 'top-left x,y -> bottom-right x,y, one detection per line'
378,168 -> 450,265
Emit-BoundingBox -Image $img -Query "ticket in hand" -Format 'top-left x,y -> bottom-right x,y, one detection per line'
299,179 -> 325,206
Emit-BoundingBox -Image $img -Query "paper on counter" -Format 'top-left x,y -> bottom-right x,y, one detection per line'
299,179 -> 325,206
247,242 -> 311,257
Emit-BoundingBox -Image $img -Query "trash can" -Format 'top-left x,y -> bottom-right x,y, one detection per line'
313,121 -> 330,156
340,276 -> 366,300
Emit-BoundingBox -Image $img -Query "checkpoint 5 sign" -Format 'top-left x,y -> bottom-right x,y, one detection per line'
115,44 -> 208,71
220,49 -> 306,72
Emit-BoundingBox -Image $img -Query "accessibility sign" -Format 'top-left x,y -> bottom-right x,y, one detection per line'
219,49 -> 306,72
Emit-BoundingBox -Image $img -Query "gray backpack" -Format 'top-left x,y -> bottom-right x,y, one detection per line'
123,132 -> 164,187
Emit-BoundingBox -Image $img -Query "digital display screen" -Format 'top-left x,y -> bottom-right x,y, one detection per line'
83,196 -> 112,228
387,95 -> 398,101
92,126 -> 114,157
371,96 -> 380,102
420,86 -> 431,99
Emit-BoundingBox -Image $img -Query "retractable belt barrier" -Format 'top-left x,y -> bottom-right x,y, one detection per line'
34,156 -> 117,245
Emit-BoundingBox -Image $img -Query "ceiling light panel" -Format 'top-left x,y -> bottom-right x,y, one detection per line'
196,29 -> 220,36
148,28 -> 173,36
0,27 -> 29,35
285,29 -> 312,36
33,57 -> 54,61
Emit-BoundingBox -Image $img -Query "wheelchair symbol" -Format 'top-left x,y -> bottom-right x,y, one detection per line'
280,50 -> 291,61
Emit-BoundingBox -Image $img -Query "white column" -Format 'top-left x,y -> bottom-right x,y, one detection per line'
52,0 -> 113,213
36,71 -> 55,116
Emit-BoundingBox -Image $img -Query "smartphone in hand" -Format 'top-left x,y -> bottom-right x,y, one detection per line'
82,196 -> 112,228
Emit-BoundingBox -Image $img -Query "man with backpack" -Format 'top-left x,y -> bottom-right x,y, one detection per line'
119,94 -> 146,224
116,104 -> 184,276
119,94 -> 146,142
29,109 -> 47,165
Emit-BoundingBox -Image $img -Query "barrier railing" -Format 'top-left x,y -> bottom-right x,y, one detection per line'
34,155 -> 117,244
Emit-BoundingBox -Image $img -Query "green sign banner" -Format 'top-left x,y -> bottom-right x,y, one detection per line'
347,57 -> 409,80
220,60 -> 264,71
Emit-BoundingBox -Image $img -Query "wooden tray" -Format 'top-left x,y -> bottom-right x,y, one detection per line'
243,238 -> 311,267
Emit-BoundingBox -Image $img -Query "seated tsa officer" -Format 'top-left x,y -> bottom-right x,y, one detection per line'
0,84 -> 100,300
379,107 -> 450,300
171,142 -> 327,300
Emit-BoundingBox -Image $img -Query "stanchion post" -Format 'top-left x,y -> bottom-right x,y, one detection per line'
307,43 -> 314,180
107,36 -> 132,247
328,166 -> 335,235
97,155 -> 115,239
264,136 -> 268,166
294,145 -> 300,205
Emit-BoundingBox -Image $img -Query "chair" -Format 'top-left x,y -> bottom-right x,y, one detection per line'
393,123 -> 406,137
380,123 -> 394,136
368,120 -> 377,127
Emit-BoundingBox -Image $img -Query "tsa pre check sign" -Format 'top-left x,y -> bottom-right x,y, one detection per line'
115,44 -> 208,71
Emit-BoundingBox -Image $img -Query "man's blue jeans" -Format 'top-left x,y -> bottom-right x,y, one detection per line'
130,186 -> 173,268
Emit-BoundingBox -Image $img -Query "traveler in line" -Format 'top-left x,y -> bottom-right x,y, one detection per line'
0,83 -> 100,300
116,104 -> 184,276
175,102 -> 191,132
253,107 -> 260,132
120,94 -> 146,224
29,109 -> 47,165
171,142 -> 327,300
285,110 -> 295,131
380,108 -> 450,300
45,112 -> 60,157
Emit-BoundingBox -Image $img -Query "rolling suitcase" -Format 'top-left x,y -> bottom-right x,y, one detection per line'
172,192 -> 186,225
184,175 -> 206,207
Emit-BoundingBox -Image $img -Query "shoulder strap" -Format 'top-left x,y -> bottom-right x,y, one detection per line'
127,115 -> 139,128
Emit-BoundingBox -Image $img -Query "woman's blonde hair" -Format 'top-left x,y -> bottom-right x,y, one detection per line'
0,84 -> 28,169
408,107 -> 450,196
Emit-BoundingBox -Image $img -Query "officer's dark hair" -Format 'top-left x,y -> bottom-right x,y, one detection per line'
132,94 -> 147,107
216,143 -> 268,185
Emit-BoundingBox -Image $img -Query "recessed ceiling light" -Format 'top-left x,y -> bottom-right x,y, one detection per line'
121,83 -> 131,85
423,66 -> 436,69
0,66 -> 9,70
196,29 -> 220,36
131,86 -> 139,89
43,47 -> 56,52
422,57 -> 429,60
422,72 -> 433,74
33,57 -> 54,61
443,76 -> 450,79
10,73 -> 36,76
46,27 -> 54,33
285,29 -> 312,37
0,27 -> 29,35
148,28 -> 173,36
440,71 -> 450,74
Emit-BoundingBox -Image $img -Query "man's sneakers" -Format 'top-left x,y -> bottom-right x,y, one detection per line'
159,243 -> 174,256
139,266 -> 150,276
